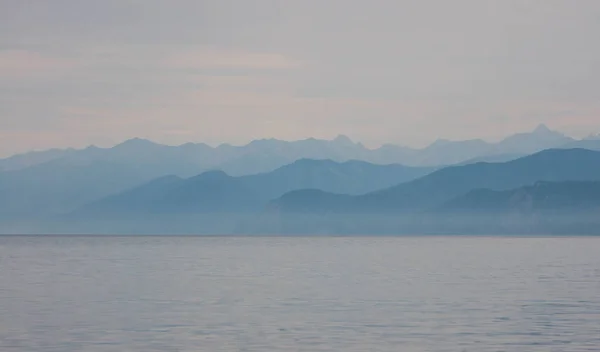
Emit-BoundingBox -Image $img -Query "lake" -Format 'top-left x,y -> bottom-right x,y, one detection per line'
1,236 -> 599,351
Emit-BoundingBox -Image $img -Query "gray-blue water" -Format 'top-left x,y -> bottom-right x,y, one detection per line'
1,236 -> 599,351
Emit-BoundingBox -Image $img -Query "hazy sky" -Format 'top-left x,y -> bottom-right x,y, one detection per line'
1,0 -> 600,156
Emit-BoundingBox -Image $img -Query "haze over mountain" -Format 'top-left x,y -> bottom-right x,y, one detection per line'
271,148 -> 600,214
0,125 -> 581,176
560,138 -> 600,151
2,0 -> 600,237
75,159 -> 434,217
255,149 -> 600,235
0,159 -> 164,219
0,157 -> 433,233
441,181 -> 600,213
1,123 -> 600,235
492,124 -> 574,155
0,148 -> 78,173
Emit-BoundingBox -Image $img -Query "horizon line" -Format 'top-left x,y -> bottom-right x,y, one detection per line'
3,123 -> 598,159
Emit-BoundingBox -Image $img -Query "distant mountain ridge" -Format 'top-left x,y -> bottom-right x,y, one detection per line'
2,123 -> 600,235
74,159 -> 436,217
253,149 -> 600,235
271,148 -> 600,214
0,124 -> 584,175
0,157 -> 433,221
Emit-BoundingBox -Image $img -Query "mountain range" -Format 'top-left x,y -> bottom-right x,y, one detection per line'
75,159 -> 434,217
256,148 -> 600,235
2,125 -> 600,235
1,125 -> 593,177
270,148 -> 600,213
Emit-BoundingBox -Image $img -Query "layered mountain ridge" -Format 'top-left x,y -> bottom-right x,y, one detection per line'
1,124 -> 590,175
2,125 -> 600,235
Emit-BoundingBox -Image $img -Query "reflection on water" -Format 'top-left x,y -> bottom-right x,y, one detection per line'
1,236 -> 599,351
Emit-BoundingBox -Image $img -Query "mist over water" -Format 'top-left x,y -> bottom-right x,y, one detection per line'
3,1 -> 600,350
1,236 -> 599,351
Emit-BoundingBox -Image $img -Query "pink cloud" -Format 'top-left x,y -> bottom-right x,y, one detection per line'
0,50 -> 78,78
166,48 -> 302,70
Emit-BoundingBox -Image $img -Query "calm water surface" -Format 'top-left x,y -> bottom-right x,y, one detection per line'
1,236 -> 599,351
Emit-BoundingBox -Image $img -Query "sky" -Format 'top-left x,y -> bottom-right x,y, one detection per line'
1,0 -> 600,156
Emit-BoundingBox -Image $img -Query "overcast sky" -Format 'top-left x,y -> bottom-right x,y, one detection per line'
1,0 -> 600,156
